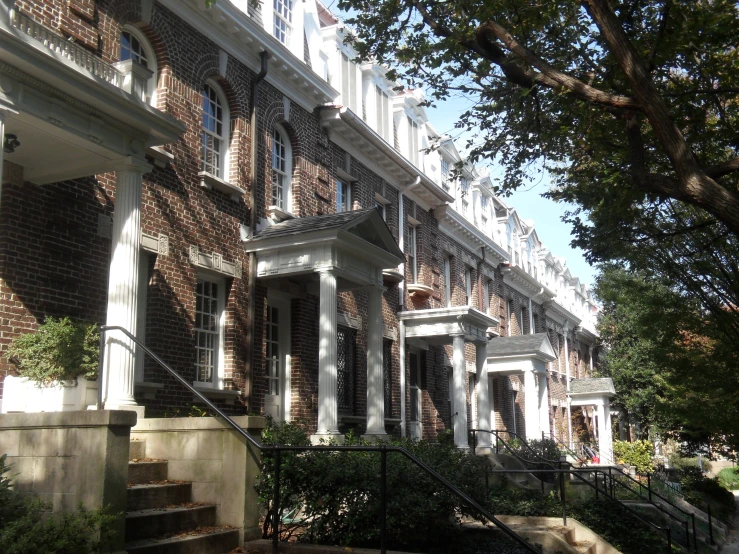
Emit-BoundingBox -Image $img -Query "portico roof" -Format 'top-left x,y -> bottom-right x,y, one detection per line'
246,209 -> 405,286
399,306 -> 499,344
486,333 -> 556,362
569,378 -> 616,397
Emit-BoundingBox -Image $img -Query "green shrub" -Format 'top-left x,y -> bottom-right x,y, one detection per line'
613,440 -> 654,473
8,317 -> 99,384
0,454 -> 116,553
678,466 -> 735,523
717,467 -> 739,490
256,421 -> 491,551
668,454 -> 712,474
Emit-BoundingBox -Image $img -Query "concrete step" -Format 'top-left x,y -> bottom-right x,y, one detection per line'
124,528 -> 239,554
125,504 -> 217,542
130,439 -> 146,461
571,539 -> 596,554
127,482 -> 193,511
128,461 -> 168,484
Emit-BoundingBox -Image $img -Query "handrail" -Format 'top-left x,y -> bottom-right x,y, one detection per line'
98,326 -> 542,554
473,427 -> 695,551
542,432 -> 582,462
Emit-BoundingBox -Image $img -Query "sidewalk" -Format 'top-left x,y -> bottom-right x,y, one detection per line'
719,492 -> 739,553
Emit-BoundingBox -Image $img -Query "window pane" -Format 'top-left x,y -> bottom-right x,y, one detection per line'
195,278 -> 220,383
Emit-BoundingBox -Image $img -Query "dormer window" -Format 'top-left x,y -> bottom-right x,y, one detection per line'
375,85 -> 390,141
273,0 -> 293,44
441,158 -> 450,191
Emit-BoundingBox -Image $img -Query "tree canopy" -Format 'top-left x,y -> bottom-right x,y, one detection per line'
340,0 -> 739,235
595,266 -> 739,455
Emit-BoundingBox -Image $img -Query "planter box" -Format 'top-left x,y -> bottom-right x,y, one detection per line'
1,375 -> 98,413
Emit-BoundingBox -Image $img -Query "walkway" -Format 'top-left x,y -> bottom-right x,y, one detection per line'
719,492 -> 739,553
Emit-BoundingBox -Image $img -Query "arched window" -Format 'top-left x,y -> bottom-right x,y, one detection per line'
120,26 -> 157,106
201,81 -> 230,179
271,126 -> 292,211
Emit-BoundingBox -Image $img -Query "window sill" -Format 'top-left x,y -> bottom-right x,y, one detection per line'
407,283 -> 433,298
268,205 -> 294,223
382,269 -> 404,283
198,172 -> 245,201
192,383 -> 242,400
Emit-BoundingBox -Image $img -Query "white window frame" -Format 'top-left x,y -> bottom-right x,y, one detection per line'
194,275 -> 226,389
341,51 -> 358,113
464,267 -> 472,306
271,125 -> 292,212
444,255 -> 452,307
406,222 -> 418,283
273,0 -> 293,45
120,25 -> 157,106
201,81 -> 230,180
336,179 -> 351,212
440,158 -> 450,191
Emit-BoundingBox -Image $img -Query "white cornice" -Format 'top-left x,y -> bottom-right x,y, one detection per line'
543,299 -> 582,327
435,205 -> 509,265
319,106 -> 453,208
159,0 -> 337,112
499,264 -> 555,304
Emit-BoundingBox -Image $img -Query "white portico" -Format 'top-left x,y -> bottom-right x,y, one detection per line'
399,306 -> 499,449
246,209 -> 405,443
569,378 -> 616,464
0,3 -> 185,414
486,333 -> 556,441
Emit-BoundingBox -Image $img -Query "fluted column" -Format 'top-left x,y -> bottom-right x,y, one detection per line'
364,285 -> 386,437
314,269 -> 340,440
451,333 -> 468,448
475,341 -> 491,450
523,369 -> 540,440
598,399 -> 614,464
104,156 -> 151,410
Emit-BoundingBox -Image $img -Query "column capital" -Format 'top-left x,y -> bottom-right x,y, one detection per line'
449,332 -> 466,339
109,156 -> 153,176
317,267 -> 337,277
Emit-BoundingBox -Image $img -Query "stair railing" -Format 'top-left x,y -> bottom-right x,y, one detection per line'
474,426 -> 700,552
97,326 -> 542,554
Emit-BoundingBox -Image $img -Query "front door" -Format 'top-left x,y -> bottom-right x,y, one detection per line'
409,352 -> 422,439
264,296 -> 291,421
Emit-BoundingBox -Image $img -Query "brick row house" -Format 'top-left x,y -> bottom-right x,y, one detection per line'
0,0 -> 614,460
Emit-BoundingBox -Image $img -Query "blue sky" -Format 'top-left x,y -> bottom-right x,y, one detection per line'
426,101 -> 599,289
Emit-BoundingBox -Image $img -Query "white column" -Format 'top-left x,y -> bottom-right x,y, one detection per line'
563,323 -> 573,447
588,345 -> 594,374
599,398 -> 614,464
104,157 -> 151,411
364,285 -> 386,437
451,333 -> 468,448
539,373 -> 550,438
314,269 -> 340,440
523,369 -> 540,440
475,342 -> 491,450
528,298 -> 534,334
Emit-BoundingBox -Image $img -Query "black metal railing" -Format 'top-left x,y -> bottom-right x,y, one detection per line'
97,326 -> 541,554
476,428 -> 710,552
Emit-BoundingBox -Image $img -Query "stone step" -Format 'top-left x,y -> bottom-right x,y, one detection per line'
128,461 -> 168,484
130,439 -> 146,461
124,528 -> 239,554
127,482 -> 193,511
125,504 -> 217,542
571,540 -> 596,554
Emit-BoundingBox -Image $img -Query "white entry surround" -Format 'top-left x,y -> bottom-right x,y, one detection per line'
486,333 -> 556,441
399,306 -> 499,449
246,209 -> 405,443
569,378 -> 616,464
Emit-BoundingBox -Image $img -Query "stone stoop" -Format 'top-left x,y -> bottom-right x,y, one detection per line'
124,439 -> 240,554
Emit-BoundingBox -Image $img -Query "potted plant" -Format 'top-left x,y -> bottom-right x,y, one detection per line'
2,317 -> 100,413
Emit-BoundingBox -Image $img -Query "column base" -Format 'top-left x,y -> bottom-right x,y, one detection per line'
310,433 -> 345,445
105,404 -> 145,421
473,446 -> 494,456
361,433 -> 390,442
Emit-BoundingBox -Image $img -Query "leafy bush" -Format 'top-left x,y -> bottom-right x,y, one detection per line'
256,421 -> 492,551
0,454 -> 116,553
678,466 -> 735,523
8,317 -> 99,384
668,453 -> 712,474
717,467 -> 739,490
613,440 -> 654,473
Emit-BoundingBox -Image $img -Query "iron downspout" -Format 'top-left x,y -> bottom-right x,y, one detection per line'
244,51 -> 269,412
